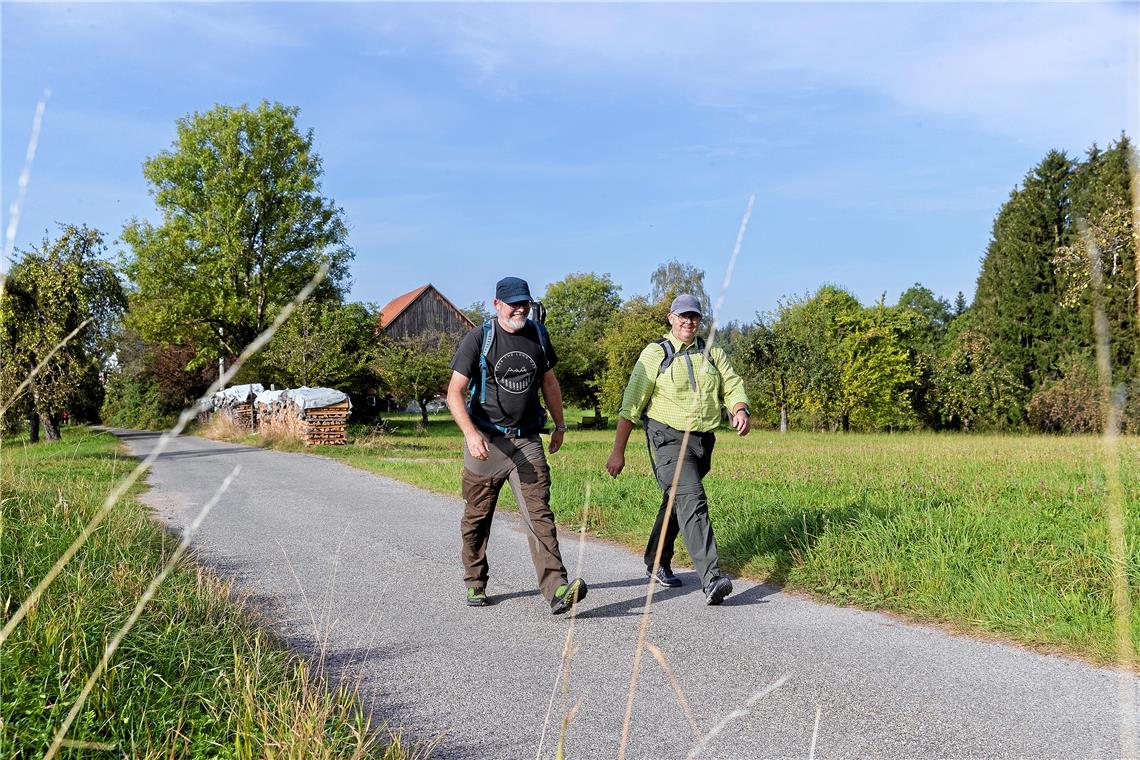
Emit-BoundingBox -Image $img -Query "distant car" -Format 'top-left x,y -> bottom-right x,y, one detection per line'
406,399 -> 449,414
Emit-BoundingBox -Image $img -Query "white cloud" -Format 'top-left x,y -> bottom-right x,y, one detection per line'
371,2 -> 1136,148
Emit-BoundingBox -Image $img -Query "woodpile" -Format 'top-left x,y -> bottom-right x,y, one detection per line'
206,384 -> 264,431
256,387 -> 351,446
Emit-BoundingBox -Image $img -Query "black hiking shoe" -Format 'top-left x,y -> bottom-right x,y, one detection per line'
466,587 -> 488,607
646,566 -> 682,588
551,578 -> 588,615
704,576 -> 733,606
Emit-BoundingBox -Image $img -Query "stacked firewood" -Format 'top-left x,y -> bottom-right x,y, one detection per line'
255,387 -> 351,445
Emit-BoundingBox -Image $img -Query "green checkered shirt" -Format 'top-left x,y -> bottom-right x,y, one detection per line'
617,332 -> 749,433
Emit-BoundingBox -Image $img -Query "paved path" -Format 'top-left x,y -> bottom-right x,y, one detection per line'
113,429 -> 1137,759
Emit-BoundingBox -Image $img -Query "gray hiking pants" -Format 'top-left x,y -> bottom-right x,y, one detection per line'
643,418 -> 722,587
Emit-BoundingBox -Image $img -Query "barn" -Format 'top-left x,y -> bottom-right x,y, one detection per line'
379,284 -> 475,340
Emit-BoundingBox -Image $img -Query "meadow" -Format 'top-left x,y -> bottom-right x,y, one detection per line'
315,412 -> 1139,666
0,429 -> 416,758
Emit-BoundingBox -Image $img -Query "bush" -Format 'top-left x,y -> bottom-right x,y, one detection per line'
1027,357 -> 1101,433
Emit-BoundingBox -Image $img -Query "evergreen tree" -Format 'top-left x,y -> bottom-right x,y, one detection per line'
972,150 -> 1078,419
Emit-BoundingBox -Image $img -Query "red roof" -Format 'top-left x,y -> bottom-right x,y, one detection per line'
379,284 -> 475,332
379,285 -> 431,329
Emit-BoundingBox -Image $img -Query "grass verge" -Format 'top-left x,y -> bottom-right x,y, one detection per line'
1,427 -> 416,758
232,413 -> 1140,667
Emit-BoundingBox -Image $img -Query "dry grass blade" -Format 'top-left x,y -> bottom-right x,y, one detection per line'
808,704 -> 821,760
0,317 -> 92,416
645,641 -> 700,738
0,260 -> 330,645
3,89 -> 49,281
1083,222 -> 1138,758
618,429 -> 689,760
685,674 -> 789,759
620,195 -> 757,759
43,465 -> 241,759
536,483 -> 592,760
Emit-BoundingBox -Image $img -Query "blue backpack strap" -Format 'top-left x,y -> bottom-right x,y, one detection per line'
466,320 -> 496,407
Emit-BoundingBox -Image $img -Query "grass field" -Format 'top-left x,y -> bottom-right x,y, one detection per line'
1,429 -> 415,758
299,412 -> 1140,666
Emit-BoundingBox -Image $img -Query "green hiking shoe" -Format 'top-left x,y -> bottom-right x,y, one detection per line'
466,587 -> 488,607
550,578 -> 588,615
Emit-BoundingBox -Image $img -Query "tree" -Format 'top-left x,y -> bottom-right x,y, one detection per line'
371,332 -> 455,426
597,296 -> 670,414
896,284 -> 954,428
1,225 -> 125,441
650,259 -> 712,315
541,272 -> 622,416
261,301 -> 376,390
930,325 -> 1024,431
778,286 -> 863,430
834,303 -> 919,431
122,101 -> 353,370
461,300 -> 492,326
738,316 -> 807,432
972,151 -> 1079,417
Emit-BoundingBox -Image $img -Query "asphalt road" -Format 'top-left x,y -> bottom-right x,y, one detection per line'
112,429 -> 1137,759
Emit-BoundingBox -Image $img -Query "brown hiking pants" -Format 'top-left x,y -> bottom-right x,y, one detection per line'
460,434 -> 568,601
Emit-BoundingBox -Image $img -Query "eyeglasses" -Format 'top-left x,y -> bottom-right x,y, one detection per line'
673,313 -> 701,324
500,300 -> 531,312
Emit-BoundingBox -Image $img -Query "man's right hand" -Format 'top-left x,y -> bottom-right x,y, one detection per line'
466,431 -> 490,461
605,451 -> 625,478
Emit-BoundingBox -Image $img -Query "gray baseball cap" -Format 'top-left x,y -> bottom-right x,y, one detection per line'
669,294 -> 703,316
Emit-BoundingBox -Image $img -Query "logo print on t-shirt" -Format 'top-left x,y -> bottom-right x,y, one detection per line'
494,351 -> 537,395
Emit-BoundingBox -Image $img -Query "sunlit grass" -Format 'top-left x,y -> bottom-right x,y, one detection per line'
0,429 -> 414,757
290,414 -> 1140,665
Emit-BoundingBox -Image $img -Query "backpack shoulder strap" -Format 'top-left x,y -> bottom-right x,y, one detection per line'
471,319 -> 495,404
655,337 -> 676,374
531,320 -> 552,369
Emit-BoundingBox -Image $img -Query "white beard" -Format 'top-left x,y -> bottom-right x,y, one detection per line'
506,314 -> 527,330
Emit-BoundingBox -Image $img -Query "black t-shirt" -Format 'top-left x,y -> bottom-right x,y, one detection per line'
450,320 -> 558,432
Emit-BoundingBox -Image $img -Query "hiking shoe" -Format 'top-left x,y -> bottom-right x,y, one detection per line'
646,566 -> 682,588
466,587 -> 488,607
551,578 -> 588,615
704,576 -> 733,606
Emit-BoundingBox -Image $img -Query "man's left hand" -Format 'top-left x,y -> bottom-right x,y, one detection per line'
732,410 -> 751,437
549,429 -> 565,453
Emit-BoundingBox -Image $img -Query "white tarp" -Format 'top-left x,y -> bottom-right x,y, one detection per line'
254,389 -> 286,406
281,386 -> 351,414
215,383 -> 265,406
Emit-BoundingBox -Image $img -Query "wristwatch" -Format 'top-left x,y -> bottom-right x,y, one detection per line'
554,423 -> 568,432
737,406 -> 750,417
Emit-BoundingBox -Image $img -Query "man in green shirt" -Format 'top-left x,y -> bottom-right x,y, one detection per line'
605,294 -> 750,605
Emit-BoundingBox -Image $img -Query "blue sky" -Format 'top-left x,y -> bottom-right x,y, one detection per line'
3,2 -> 1137,325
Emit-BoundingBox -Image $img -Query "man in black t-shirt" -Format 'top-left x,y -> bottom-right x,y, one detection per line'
446,276 -> 588,615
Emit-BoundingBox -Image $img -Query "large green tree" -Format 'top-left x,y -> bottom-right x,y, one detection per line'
261,301 -> 376,390
1,225 -> 125,441
122,101 -> 353,370
972,151 -> 1079,416
541,272 -> 622,417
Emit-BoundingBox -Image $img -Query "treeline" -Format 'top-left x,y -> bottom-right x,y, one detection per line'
1,98 -> 1135,439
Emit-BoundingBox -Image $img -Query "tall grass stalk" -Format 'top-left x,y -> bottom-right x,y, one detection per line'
1,260 -> 330,644
536,483 -> 592,760
1086,222 -> 1138,756
685,674 -> 789,759
44,465 -> 241,758
3,90 -> 49,276
0,318 -> 91,415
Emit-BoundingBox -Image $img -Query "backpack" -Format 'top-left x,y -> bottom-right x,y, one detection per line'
466,318 -> 552,436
